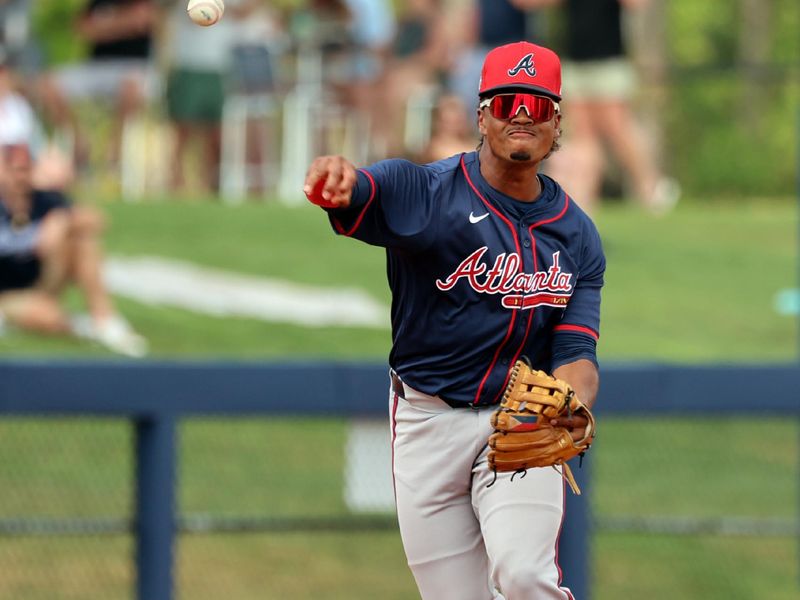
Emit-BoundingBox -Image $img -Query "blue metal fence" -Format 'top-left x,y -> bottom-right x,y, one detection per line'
1,360 -> 798,600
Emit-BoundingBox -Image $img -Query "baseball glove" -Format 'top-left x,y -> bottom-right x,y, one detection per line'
487,359 -> 595,494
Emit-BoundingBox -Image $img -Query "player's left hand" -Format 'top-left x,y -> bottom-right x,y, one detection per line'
303,155 -> 357,209
550,412 -> 594,445
488,361 -> 596,494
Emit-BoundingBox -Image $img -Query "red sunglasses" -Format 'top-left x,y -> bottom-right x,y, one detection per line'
479,93 -> 557,122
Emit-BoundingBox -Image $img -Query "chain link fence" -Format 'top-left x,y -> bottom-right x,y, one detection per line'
0,414 -> 796,600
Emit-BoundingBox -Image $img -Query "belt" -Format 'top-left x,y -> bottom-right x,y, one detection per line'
390,370 -> 406,398
390,370 -> 481,410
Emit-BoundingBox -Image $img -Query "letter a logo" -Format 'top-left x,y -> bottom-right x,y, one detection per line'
508,53 -> 537,78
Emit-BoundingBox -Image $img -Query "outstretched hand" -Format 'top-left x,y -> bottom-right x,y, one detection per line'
303,156 -> 358,209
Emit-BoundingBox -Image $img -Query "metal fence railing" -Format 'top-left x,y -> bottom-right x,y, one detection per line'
0,360 -> 798,600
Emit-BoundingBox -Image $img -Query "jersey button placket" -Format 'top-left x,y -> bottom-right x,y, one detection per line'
518,230 -> 536,351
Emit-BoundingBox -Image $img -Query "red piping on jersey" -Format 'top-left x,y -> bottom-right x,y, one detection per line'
459,156 -> 521,253
492,233 -> 540,403
390,390 -> 400,503
554,323 -> 599,340
554,477 -> 576,600
532,194 -> 571,229
460,156 -> 522,406
487,193 -> 572,404
333,169 -> 377,237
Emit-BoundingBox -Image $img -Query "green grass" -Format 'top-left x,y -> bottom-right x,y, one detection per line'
596,533 -> 798,600
0,537 -> 133,600
593,199 -> 797,361
3,531 -> 795,599
0,416 -> 797,599
0,197 -> 797,598
0,196 -> 796,360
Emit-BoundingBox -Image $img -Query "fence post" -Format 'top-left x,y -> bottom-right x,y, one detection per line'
560,455 -> 592,599
135,416 -> 177,600
796,104 -> 799,587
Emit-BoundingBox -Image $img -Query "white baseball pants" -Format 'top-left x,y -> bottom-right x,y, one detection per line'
389,374 -> 575,600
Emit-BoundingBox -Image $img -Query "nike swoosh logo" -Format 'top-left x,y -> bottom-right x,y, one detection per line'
469,211 -> 490,224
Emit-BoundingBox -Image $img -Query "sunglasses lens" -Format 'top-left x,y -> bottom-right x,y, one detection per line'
489,94 -> 555,121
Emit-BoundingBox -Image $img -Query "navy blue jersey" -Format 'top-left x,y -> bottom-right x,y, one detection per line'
328,152 -> 605,406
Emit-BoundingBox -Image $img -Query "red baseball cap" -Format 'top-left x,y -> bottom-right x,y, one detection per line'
479,41 -> 562,102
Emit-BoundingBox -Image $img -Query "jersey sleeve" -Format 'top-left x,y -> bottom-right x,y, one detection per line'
327,159 -> 440,251
551,221 -> 605,369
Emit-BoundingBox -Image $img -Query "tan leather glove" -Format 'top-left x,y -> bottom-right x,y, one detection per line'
488,359 -> 595,494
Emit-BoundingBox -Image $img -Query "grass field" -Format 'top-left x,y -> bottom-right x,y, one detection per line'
0,195 -> 796,360
0,417 -> 797,599
0,196 -> 797,599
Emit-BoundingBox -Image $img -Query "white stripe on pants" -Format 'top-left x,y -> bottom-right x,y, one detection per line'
389,376 -> 574,600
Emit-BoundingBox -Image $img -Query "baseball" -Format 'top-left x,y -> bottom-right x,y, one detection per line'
305,177 -> 337,208
187,0 -> 224,27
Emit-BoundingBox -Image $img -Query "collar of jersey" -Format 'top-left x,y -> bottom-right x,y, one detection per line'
466,153 -> 564,222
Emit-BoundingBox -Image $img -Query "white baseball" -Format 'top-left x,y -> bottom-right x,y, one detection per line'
187,0 -> 225,27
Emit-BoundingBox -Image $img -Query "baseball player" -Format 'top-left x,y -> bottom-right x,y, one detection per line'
304,42 -> 604,600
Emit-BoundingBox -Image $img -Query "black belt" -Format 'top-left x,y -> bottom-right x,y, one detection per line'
390,371 -> 406,399
390,371 -> 482,410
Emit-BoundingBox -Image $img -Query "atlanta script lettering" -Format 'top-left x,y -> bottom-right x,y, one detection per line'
435,248 -> 573,309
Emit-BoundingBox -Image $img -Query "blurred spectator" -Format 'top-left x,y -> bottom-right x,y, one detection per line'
165,0 -> 286,196
226,0 -> 287,92
0,49 -> 74,190
288,0 -> 353,92
340,0 -> 395,160
286,0 -> 394,161
0,144 -> 147,356
419,92 -> 475,162
37,0 -> 157,168
0,0 -> 42,80
222,0 -> 288,196
342,0 -> 395,59
546,0 -> 680,214
377,0 -> 450,157
0,47 -> 41,149
448,0 -> 550,121
163,0 -> 237,193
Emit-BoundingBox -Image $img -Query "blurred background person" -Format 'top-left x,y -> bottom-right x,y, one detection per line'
37,0 -> 157,170
0,0 -> 73,190
340,0 -> 395,160
285,0 -> 394,163
164,0 -> 287,196
448,0 -> 551,122
221,0 -> 288,196
375,0 -> 450,157
0,0 -> 42,83
341,0 -> 397,160
0,143 -> 146,356
0,47 -> 74,191
545,0 -> 680,214
418,92 -> 474,162
287,1 -> 354,118
163,0 -> 237,194
0,47 -> 43,160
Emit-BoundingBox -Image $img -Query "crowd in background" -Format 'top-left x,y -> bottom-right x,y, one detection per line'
0,0 -> 679,354
0,0 -> 678,205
